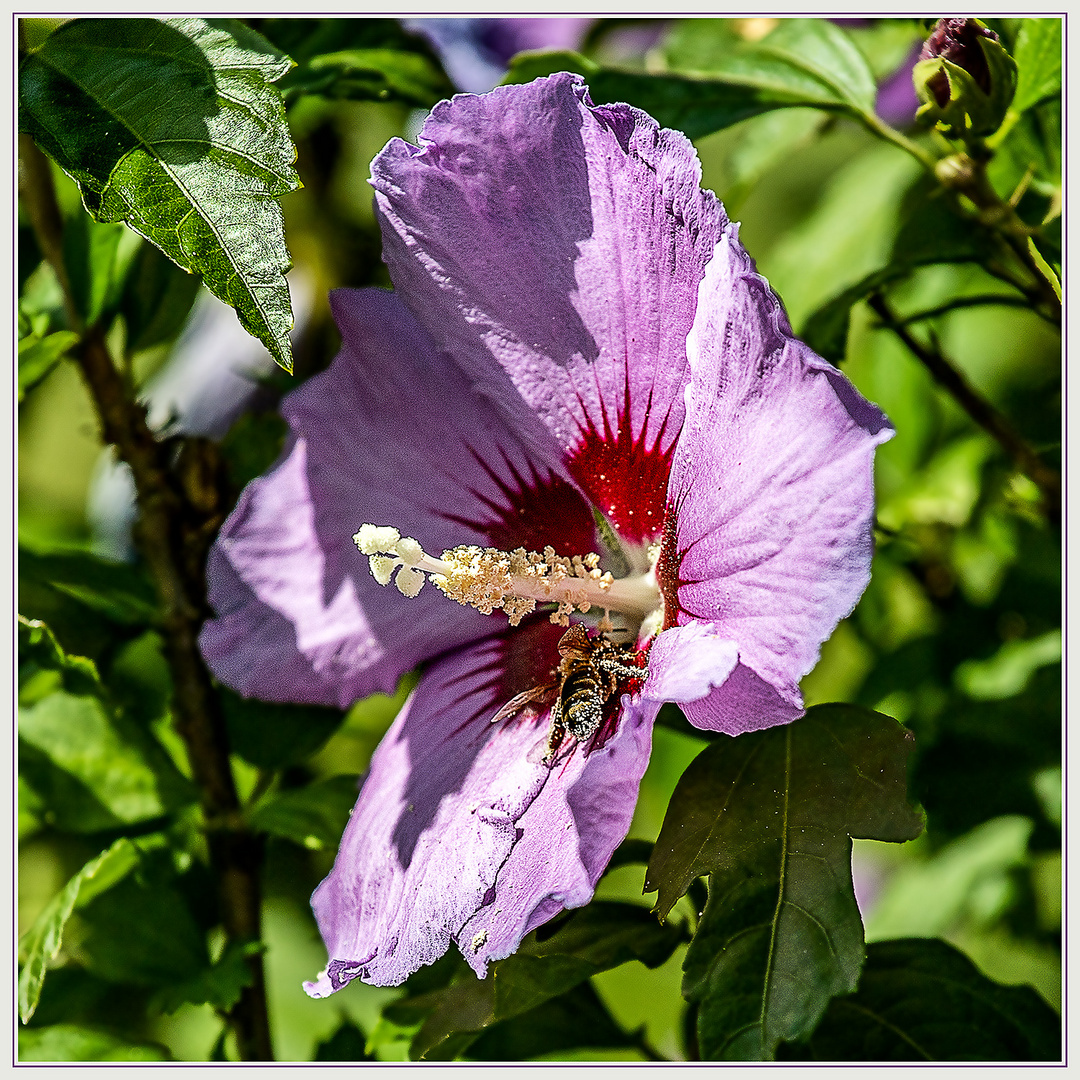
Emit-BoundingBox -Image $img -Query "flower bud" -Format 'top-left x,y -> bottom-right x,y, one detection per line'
913,18 -> 1017,139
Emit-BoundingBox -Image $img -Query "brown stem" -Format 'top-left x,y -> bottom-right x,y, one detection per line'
19,135 -> 273,1060
869,293 -> 1060,525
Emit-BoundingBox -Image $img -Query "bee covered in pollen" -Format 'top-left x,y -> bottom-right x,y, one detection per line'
490,623 -> 648,759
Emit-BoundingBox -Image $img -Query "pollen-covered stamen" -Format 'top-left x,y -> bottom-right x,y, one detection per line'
353,523 -> 662,629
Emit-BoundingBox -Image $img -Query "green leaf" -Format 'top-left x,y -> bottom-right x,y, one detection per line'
155,940 -> 264,1013
249,774 -> 359,850
18,545 -> 157,627
18,838 -> 140,1023
646,704 -> 923,1060
119,242 -> 202,353
19,1024 -> 170,1062
505,21 -> 877,142
19,18 -> 300,371
76,868 -> 210,988
219,410 -> 288,491
1007,19 -> 1061,115
219,686 -> 345,768
467,981 -> 638,1061
778,939 -> 1060,1061
397,902 -> 686,1060
315,1019 -> 375,1061
19,688 -> 195,833
18,321 -> 77,401
260,17 -> 453,107
62,214 -> 141,327
18,615 -> 104,700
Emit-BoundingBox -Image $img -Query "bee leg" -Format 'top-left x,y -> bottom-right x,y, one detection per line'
544,701 -> 565,763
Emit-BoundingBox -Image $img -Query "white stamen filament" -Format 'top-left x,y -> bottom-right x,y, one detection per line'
352,523 -> 662,629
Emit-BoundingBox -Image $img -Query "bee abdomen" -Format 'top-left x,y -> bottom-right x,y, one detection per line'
560,670 -> 605,741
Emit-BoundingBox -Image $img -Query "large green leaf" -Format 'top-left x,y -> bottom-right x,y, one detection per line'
386,901 -> 686,1060
646,704 -> 923,1060
18,838 -> 140,1023
506,21 -> 878,141
19,18 -> 300,371
19,1024 -> 170,1062
778,938 -> 1060,1061
1010,18 -> 1062,115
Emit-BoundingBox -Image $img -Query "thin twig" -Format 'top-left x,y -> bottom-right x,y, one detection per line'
19,134 -> 274,1060
869,292 -> 1060,525
893,293 -> 1030,326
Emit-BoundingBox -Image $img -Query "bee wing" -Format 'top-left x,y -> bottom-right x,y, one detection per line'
489,683 -> 557,724
557,623 -> 593,660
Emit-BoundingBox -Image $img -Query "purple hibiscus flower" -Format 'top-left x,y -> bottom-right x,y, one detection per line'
198,73 -> 893,996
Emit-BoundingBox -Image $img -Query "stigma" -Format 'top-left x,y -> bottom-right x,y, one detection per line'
353,524 -> 663,634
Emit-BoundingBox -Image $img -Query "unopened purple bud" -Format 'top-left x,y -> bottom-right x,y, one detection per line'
920,18 -> 999,105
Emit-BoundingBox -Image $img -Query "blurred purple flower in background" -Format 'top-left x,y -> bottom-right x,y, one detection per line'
198,74 -> 892,994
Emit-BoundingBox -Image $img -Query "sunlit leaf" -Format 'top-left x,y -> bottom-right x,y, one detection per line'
19,688 -> 195,833
18,615 -> 103,700
506,21 -> 879,142
155,940 -> 264,1013
19,1024 -> 170,1062
778,938 -> 1060,1061
18,838 -> 140,1023
17,323 -> 78,402
20,17 -> 300,370
1011,19 -> 1062,114
646,704 -> 923,1060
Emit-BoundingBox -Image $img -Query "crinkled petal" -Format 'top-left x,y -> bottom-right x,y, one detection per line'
661,229 -> 893,725
304,623 -> 655,993
200,288 -> 596,707
371,72 -> 728,543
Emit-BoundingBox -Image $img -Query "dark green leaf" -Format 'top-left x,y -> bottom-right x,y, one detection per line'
219,410 -> 288,491
646,704 -> 923,1060
77,870 -> 209,988
467,981 -> 638,1060
19,838 -> 140,1022
778,939 -> 1060,1061
120,243 -> 202,353
399,901 -> 686,1060
249,774 -> 358,850
19,1024 -> 170,1062
18,615 -> 103,700
315,1019 -> 375,1061
20,17 -> 300,370
1010,19 -> 1061,115
259,16 -> 451,108
219,686 -> 345,768
154,940 -> 264,1013
18,545 -> 157,627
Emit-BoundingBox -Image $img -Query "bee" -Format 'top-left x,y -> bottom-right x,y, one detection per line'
490,624 -> 647,758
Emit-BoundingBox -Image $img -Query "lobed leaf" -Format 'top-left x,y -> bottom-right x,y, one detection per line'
778,938 -> 1061,1061
646,704 -> 922,1060
18,838 -> 140,1023
19,18 -> 300,370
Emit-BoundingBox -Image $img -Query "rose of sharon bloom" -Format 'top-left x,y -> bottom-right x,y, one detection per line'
199,74 -> 893,996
